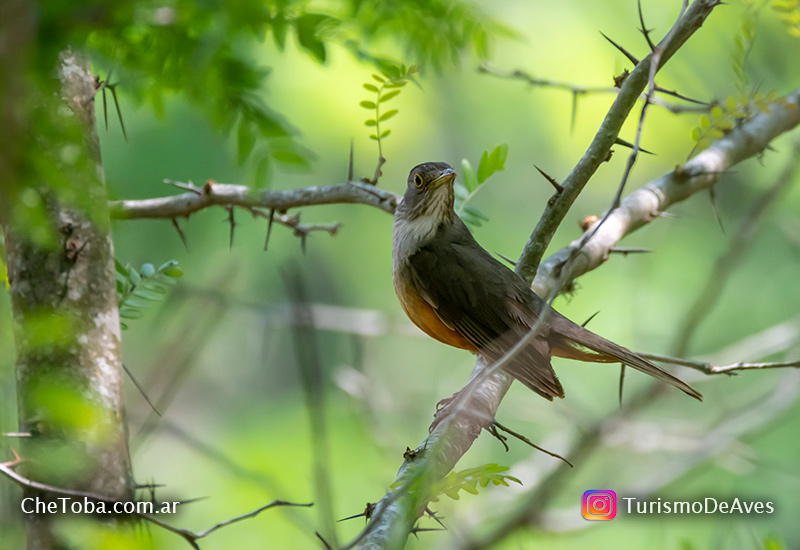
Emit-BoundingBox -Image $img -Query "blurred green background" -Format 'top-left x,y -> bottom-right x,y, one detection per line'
2,0 -> 799,548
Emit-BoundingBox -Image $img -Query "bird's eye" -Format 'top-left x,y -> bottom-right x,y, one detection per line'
413,174 -> 423,187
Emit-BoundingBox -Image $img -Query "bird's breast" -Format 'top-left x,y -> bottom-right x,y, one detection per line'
392,262 -> 475,352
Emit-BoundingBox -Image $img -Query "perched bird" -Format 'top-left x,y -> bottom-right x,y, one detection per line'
392,162 -> 701,401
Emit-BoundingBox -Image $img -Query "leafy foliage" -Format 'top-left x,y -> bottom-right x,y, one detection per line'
429,463 -> 521,502
344,0 -> 509,70
360,65 -> 418,165
454,144 -> 509,227
115,260 -> 183,329
689,93 -> 779,156
773,0 -> 800,37
731,0 -> 763,95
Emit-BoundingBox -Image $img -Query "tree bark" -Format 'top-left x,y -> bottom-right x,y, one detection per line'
2,51 -> 133,549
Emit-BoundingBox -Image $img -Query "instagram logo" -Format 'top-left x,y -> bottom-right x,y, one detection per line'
582,490 -> 617,520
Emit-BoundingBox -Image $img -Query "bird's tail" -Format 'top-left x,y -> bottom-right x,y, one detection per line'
550,315 -> 703,401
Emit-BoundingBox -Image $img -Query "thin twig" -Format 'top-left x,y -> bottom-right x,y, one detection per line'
639,352 -> 800,375
0,460 -> 310,549
492,420 -> 573,467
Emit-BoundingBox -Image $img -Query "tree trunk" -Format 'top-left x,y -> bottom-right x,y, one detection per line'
2,50 -> 133,549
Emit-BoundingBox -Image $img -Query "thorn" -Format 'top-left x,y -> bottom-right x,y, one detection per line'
348,139 -> 355,181
709,187 -> 726,234
264,208 -> 275,251
109,85 -> 128,142
653,210 -> 679,219
619,364 -> 626,407
300,233 -> 307,255
609,247 -> 652,255
171,218 -> 189,251
600,32 -> 639,66
495,252 -> 517,267
637,0 -> 656,52
581,311 -> 600,327
534,165 -> 563,193
614,137 -> 654,155
654,86 -> 710,105
164,179 -> 202,195
177,496 -> 210,506
424,508 -> 447,530
102,86 -> 109,132
338,503 -> 375,523
227,207 -> 236,250
315,532 -> 333,550
122,363 -> 161,416
134,483 -> 166,489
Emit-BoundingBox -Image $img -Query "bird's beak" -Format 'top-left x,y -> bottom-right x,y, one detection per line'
431,168 -> 456,187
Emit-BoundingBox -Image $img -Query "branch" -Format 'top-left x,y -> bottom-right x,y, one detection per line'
639,352 -> 800,375
0,459 -> 310,549
533,88 -> 800,298
352,82 -> 800,549
109,180 -> 399,220
516,0 -> 721,284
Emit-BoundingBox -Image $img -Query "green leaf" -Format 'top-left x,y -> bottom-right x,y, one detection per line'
272,150 -> 310,169
461,159 -> 478,192
369,134 -> 379,140
251,109 -> 289,138
295,14 -> 329,63
371,74 -> 385,83
360,100 -> 376,109
379,90 -> 401,103
128,266 -> 141,286
119,306 -> 144,320
365,119 -> 377,126
477,150 -> 492,183
379,109 -> 398,122
380,129 -> 391,138
700,115 -> 711,129
271,13 -> 288,50
237,121 -> 256,164
363,83 -> 379,93
131,289 -> 165,302
691,127 -> 701,141
158,260 -> 180,274
383,81 -> 408,89
489,143 -> 508,170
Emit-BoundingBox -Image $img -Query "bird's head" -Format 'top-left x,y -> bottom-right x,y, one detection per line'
396,162 -> 457,222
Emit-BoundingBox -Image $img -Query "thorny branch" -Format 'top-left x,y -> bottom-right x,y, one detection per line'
515,0 -> 722,285
478,63 -> 710,116
0,459 -> 310,549
639,352 -> 800,375
353,87 -> 800,550
109,179 -> 398,220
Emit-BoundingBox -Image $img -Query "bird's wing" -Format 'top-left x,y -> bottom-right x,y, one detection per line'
406,232 -> 564,399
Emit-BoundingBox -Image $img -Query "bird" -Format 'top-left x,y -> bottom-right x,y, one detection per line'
391,161 -> 702,401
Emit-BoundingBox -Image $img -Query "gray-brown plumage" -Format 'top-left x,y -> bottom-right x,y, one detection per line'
392,161 -> 702,401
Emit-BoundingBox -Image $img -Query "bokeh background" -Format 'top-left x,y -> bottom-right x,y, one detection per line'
2,0 -> 800,548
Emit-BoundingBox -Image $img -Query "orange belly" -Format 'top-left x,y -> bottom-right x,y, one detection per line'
394,278 -> 475,351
